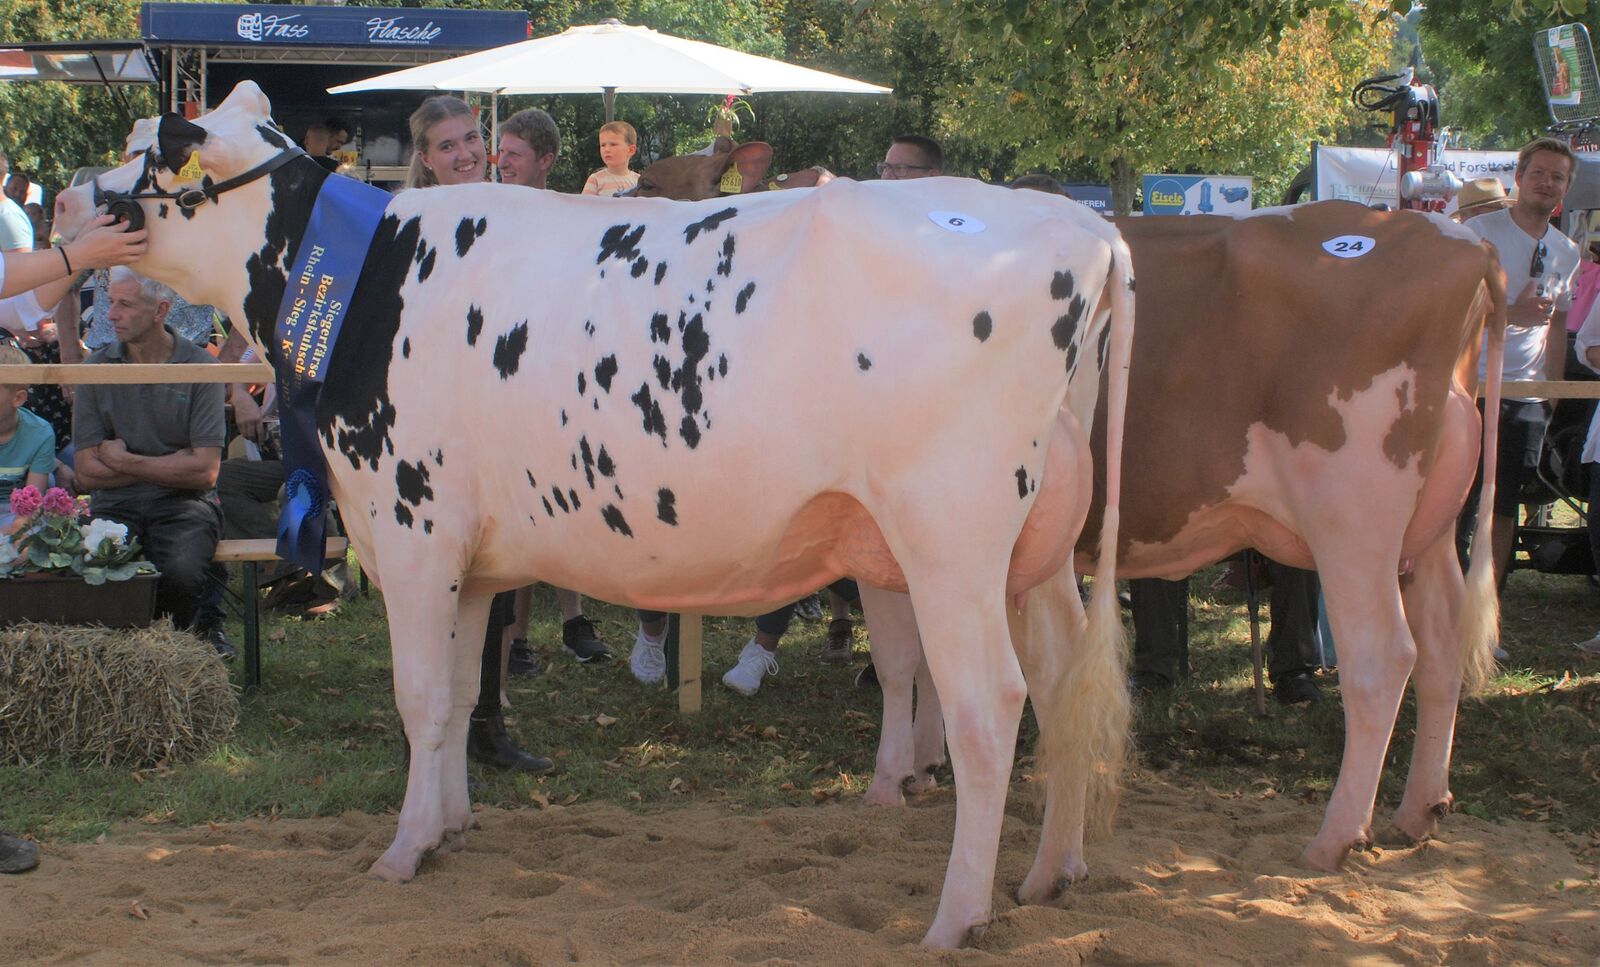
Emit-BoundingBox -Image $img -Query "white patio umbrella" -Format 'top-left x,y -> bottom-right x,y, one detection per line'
328,20 -> 891,121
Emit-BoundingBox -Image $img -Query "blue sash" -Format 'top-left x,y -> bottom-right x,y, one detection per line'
273,174 -> 390,574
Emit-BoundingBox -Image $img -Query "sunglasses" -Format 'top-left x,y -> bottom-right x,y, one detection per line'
1530,239 -> 1547,279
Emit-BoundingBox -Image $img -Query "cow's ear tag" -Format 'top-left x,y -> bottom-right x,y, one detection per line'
1322,235 -> 1374,258
178,151 -> 205,182
928,210 -> 985,234
719,168 -> 743,194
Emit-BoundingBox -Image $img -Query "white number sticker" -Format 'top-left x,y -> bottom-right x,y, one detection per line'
928,211 -> 986,234
1322,235 -> 1375,258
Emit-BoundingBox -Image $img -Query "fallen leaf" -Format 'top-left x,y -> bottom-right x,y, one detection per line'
627,790 -> 642,802
762,726 -> 779,739
128,901 -> 149,921
668,777 -> 685,792
595,714 -> 618,727
130,771 -> 144,785
561,794 -> 579,806
267,628 -> 286,641
528,790 -> 550,809
779,782 -> 796,792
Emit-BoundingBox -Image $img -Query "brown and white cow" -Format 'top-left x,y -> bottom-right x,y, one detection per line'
633,136 -> 834,201
54,82 -> 1136,948
873,201 -> 1508,892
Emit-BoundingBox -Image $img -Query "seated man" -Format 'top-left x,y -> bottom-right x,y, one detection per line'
0,343 -> 55,525
72,267 -> 230,656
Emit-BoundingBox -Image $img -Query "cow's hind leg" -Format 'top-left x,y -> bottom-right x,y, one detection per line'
438,593 -> 494,851
372,581 -> 491,882
1393,532 -> 1466,841
906,653 -> 947,795
860,587 -> 921,806
900,564 -> 1028,948
1302,557 -> 1416,871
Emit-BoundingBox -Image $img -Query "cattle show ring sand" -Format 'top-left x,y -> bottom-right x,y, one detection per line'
5,769 -> 1596,966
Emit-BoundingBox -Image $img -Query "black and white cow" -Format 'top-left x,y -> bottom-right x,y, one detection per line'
55,82 -> 1135,947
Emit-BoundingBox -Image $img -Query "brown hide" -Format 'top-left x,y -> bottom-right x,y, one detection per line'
635,138 -> 832,201
1077,201 -> 1501,573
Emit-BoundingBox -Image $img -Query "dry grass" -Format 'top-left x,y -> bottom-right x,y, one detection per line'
0,621 -> 238,768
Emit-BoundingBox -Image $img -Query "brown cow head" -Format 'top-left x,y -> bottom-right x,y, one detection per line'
634,137 -> 772,200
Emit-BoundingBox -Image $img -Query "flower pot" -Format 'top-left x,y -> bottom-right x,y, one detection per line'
0,571 -> 161,629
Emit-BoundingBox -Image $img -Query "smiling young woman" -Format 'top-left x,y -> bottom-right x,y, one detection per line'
405,96 -> 486,190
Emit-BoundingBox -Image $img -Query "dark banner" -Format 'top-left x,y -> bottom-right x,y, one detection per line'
140,3 -> 527,51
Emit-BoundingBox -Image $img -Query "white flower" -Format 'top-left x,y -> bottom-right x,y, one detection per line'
81,519 -> 129,554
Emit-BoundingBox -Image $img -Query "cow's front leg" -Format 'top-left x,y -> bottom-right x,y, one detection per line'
372,581 -> 490,882
1393,532 -> 1465,842
1302,559 -> 1415,871
860,587 -> 920,807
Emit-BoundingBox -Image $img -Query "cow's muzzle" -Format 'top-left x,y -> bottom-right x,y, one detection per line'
93,147 -> 306,233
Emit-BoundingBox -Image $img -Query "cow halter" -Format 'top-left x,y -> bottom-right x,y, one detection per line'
92,147 -> 306,231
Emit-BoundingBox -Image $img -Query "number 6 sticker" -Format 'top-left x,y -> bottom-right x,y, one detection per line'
929,211 -> 986,234
1322,235 -> 1375,258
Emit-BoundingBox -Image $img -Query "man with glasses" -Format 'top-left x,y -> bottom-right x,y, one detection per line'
877,135 -> 943,180
1458,136 -> 1580,616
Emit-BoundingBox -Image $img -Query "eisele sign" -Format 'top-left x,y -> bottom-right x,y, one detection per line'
141,3 -> 527,51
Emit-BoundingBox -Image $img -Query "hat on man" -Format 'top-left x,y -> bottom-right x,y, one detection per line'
1452,177 -> 1512,221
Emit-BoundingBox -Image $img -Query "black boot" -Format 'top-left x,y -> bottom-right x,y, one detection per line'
467,712 -> 553,773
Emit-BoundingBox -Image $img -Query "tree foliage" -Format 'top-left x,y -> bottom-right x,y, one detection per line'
0,0 -> 157,193
883,0 -> 1392,212
1417,0 -> 1584,149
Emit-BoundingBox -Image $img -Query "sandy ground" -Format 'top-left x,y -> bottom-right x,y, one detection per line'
4,773 -> 1596,966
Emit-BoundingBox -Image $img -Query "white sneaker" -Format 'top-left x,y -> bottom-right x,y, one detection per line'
1576,633 -> 1600,656
722,639 -> 779,697
630,625 -> 667,686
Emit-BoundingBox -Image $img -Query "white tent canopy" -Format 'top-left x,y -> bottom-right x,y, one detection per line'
328,20 -> 892,100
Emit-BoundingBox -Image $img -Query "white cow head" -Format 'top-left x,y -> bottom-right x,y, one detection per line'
54,81 -> 306,352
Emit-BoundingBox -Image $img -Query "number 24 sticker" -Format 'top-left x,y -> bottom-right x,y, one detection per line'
1322,235 -> 1375,258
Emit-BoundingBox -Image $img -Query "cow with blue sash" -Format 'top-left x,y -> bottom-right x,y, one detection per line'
53,81 -> 1135,948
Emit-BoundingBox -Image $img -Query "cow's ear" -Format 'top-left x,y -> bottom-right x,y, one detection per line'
730,141 -> 773,193
157,113 -> 209,175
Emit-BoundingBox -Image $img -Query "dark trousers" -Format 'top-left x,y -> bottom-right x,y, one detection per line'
472,591 -> 516,721
96,492 -> 222,629
636,577 -> 861,639
1129,559 -> 1318,686
217,458 -> 285,540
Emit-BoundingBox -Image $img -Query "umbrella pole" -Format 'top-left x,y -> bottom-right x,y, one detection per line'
603,86 -> 616,122
490,92 -> 499,174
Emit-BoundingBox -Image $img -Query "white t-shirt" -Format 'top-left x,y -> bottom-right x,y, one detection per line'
1469,208 -> 1580,400
0,198 -> 33,252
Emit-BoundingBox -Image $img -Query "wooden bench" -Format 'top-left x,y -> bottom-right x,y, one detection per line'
213,537 -> 348,691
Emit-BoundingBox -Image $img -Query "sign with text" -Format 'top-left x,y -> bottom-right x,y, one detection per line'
140,3 -> 528,51
1141,174 -> 1253,216
1313,144 -> 1517,214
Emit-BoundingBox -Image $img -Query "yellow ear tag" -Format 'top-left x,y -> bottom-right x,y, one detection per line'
719,168 -> 743,194
178,151 -> 204,181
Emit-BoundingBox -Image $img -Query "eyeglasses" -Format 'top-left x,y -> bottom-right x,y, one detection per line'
1530,239 -> 1547,279
875,162 -> 934,177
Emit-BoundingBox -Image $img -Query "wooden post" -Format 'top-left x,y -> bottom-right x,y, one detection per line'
678,612 -> 702,714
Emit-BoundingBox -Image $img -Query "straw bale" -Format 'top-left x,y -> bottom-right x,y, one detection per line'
0,621 -> 238,767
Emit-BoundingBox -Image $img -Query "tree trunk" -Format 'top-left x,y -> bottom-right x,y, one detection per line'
1109,156 -> 1138,217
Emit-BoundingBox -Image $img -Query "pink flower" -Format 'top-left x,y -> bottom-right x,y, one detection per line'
41,487 -> 76,516
8,485 -> 42,518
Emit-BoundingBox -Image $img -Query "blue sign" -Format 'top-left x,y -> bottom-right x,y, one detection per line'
273,172 -> 392,575
140,3 -> 528,51
1141,174 -> 1253,216
1062,183 -> 1113,215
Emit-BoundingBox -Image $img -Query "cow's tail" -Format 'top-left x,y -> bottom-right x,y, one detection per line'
1045,237 -> 1136,836
1460,248 -> 1506,696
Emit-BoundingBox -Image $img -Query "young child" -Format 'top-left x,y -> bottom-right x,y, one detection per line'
581,121 -> 639,197
0,344 -> 55,527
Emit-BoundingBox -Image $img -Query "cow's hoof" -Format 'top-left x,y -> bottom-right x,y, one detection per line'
438,828 -> 467,853
863,778 -> 906,807
1392,797 -> 1451,843
369,854 -> 418,883
1300,838 -> 1357,872
1016,862 -> 1086,906
904,765 -> 941,796
922,912 -> 992,949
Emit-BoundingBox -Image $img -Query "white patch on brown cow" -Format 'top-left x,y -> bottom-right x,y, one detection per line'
1120,363 -> 1427,577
